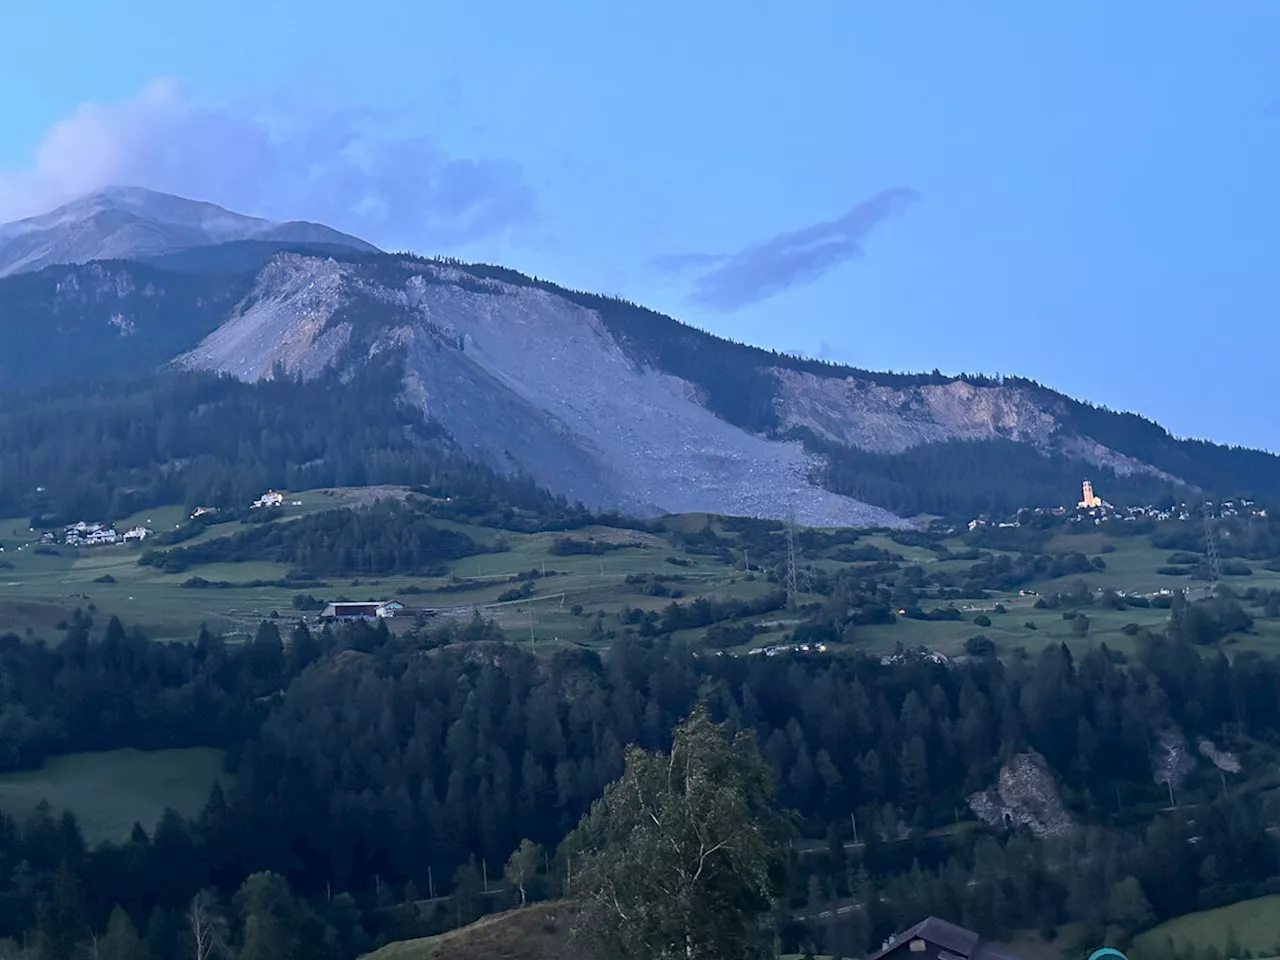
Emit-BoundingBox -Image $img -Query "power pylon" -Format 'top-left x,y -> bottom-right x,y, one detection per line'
1203,501 -> 1222,586
785,510 -> 812,610
785,516 -> 800,609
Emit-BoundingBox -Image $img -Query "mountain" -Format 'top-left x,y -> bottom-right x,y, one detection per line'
0,186 -> 377,277
2,191 -> 1279,526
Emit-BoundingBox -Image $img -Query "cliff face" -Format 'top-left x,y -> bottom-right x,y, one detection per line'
772,368 -> 1182,484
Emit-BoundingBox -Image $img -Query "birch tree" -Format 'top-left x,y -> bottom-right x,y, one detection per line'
187,890 -> 229,960
564,703 -> 787,960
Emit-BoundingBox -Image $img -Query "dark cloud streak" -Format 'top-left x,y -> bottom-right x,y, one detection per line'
657,188 -> 920,311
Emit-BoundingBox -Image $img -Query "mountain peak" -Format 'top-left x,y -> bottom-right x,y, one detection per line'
0,187 -> 378,278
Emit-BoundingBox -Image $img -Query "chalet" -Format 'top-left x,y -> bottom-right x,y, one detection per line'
251,491 -> 285,509
319,600 -> 405,622
123,526 -> 149,542
868,917 -> 1024,960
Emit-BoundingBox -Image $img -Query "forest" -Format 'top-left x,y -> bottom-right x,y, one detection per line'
138,499 -> 484,576
0,360 -> 563,528
0,593 -> 1277,958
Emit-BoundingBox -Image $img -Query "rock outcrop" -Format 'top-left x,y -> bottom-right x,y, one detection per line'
969,752 -> 1074,839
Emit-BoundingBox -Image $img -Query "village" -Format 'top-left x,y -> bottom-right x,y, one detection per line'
963,479 -> 1267,533
32,489 -> 294,549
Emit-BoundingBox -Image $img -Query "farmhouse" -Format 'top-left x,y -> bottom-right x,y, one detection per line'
868,917 -> 1023,960
251,490 -> 284,509
319,600 -> 405,622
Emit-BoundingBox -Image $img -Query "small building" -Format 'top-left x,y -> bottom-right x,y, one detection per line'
868,917 -> 1024,960
251,491 -> 285,509
123,527 -> 149,542
319,600 -> 405,622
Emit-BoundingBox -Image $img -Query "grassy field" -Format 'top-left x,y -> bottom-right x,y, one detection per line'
0,747 -> 229,845
2,493 -> 1279,662
1133,895 -> 1280,958
361,903 -> 577,960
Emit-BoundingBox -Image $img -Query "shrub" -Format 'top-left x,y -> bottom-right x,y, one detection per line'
974,614 -> 992,627
965,634 -> 996,657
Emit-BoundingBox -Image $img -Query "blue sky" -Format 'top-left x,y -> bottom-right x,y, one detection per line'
3,1 -> 1279,450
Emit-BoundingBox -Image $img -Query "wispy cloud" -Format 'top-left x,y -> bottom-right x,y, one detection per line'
654,188 -> 920,311
0,78 -> 535,250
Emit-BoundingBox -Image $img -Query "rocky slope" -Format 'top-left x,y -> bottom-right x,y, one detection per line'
178,255 -> 905,526
0,186 -> 376,277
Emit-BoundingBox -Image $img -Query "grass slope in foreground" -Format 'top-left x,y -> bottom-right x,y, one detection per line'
0,747 -> 229,845
1132,895 -> 1280,958
361,903 -> 576,960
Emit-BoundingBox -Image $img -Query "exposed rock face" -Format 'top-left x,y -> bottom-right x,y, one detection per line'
180,256 -> 907,527
1153,728 -> 1197,789
774,368 -> 1183,484
1196,737 -> 1241,774
775,371 -> 1060,453
968,752 -> 1074,838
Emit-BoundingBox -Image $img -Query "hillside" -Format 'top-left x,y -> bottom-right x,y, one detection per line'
2,190 -> 1280,525
361,904 -> 575,960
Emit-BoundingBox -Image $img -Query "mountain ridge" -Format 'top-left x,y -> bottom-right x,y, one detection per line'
2,189 -> 1278,524
0,185 -> 378,278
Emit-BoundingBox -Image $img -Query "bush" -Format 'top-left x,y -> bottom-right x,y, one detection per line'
973,614 -> 992,627
292,593 -> 326,612
964,634 -> 996,657
1024,621 -> 1037,630
1122,623 -> 1141,636
1091,556 -> 1107,569
92,574 -> 116,584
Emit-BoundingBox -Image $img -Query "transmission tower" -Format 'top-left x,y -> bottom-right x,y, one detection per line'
785,510 -> 812,609
785,516 -> 800,610
1203,501 -> 1222,586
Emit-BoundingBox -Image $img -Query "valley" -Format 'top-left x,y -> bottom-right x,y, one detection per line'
4,487 -> 1280,666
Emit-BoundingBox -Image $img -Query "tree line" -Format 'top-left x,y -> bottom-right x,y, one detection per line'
1,596 -> 1277,956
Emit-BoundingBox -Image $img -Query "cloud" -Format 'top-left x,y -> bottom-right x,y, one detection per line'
655,188 -> 920,311
0,78 -> 535,250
